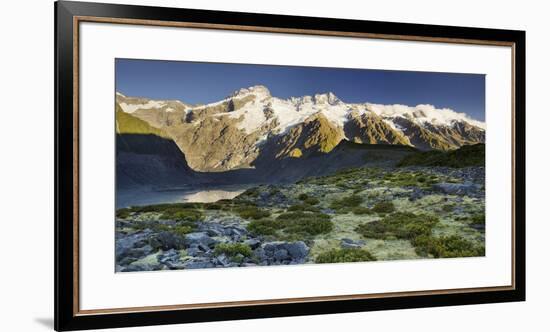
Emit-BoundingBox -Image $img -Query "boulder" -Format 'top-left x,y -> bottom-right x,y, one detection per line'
183,260 -> 215,269
184,232 -> 216,248
115,230 -> 153,260
157,249 -> 181,266
244,238 -> 261,249
152,231 -> 186,250
262,241 -> 310,262
432,182 -> 480,195
274,249 -> 289,261
125,244 -> 154,260
284,241 -> 309,259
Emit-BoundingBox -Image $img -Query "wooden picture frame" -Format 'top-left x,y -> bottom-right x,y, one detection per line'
55,1 -> 525,330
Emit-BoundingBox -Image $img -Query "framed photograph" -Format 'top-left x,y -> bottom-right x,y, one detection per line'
55,1 -> 525,330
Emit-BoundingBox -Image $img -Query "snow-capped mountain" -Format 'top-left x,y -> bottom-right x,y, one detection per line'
116,85 -> 485,172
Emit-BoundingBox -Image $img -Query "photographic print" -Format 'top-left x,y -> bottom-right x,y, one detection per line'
115,59 -> 486,272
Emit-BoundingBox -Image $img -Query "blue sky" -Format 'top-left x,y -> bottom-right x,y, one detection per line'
116,58 -> 485,121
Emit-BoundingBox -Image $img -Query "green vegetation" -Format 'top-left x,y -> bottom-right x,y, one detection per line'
173,223 -> 195,236
235,206 -> 271,220
304,197 -> 320,205
352,206 -> 373,215
398,143 -> 485,168
330,195 -> 363,213
298,193 -> 309,201
246,219 -> 279,236
288,204 -> 321,212
382,171 -> 439,187
356,212 -> 439,241
441,204 -> 455,213
470,212 -> 485,225
298,194 -> 320,205
371,201 -> 395,214
131,220 -> 171,232
213,243 -> 253,262
117,159 -> 485,266
247,211 -> 333,239
116,208 -> 131,219
413,235 -> 485,258
162,209 -> 203,221
315,248 -> 377,263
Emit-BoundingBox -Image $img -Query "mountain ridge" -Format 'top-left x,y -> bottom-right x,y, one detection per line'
116,85 -> 485,172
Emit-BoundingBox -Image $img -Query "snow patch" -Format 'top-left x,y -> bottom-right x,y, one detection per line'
367,103 -> 485,129
119,100 -> 166,113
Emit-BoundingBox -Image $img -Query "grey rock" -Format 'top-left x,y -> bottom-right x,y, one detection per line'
262,241 -> 309,261
432,182 -> 480,195
244,238 -> 261,249
206,229 -> 222,237
216,254 -> 230,266
184,232 -> 216,248
273,249 -> 289,260
186,246 -> 202,257
284,241 -> 309,259
118,257 -> 137,266
183,261 -> 215,269
157,249 -> 181,268
409,188 -> 426,201
127,244 -> 154,259
197,243 -> 210,252
115,230 -> 153,260
152,231 -> 186,250
121,264 -> 147,272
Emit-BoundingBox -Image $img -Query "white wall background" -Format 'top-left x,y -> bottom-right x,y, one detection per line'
0,0 -> 546,331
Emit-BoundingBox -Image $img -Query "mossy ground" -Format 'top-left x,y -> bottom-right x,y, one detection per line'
116,165 -> 485,264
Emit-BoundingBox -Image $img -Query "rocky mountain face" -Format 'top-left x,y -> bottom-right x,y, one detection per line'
116,85 -> 485,173
115,105 -> 197,189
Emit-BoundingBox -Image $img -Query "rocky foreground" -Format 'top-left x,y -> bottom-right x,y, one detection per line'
116,165 -> 485,272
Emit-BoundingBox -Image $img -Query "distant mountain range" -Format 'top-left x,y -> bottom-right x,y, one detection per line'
116,85 -> 485,175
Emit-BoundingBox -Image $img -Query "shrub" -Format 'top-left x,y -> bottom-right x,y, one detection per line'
371,201 -> 395,214
247,218 -> 280,236
471,213 -> 485,225
441,204 -> 455,213
132,221 -> 171,232
204,203 -> 222,210
352,206 -> 372,215
116,208 -> 131,219
162,208 -> 203,221
130,202 -> 203,213
276,211 -> 333,236
304,197 -> 320,205
235,206 -> 271,220
316,248 -> 376,263
330,195 -> 363,210
413,235 -> 485,258
288,204 -> 320,212
298,193 -> 309,201
356,212 -> 439,240
247,212 -> 334,238
173,225 -> 194,236
214,243 -> 253,259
